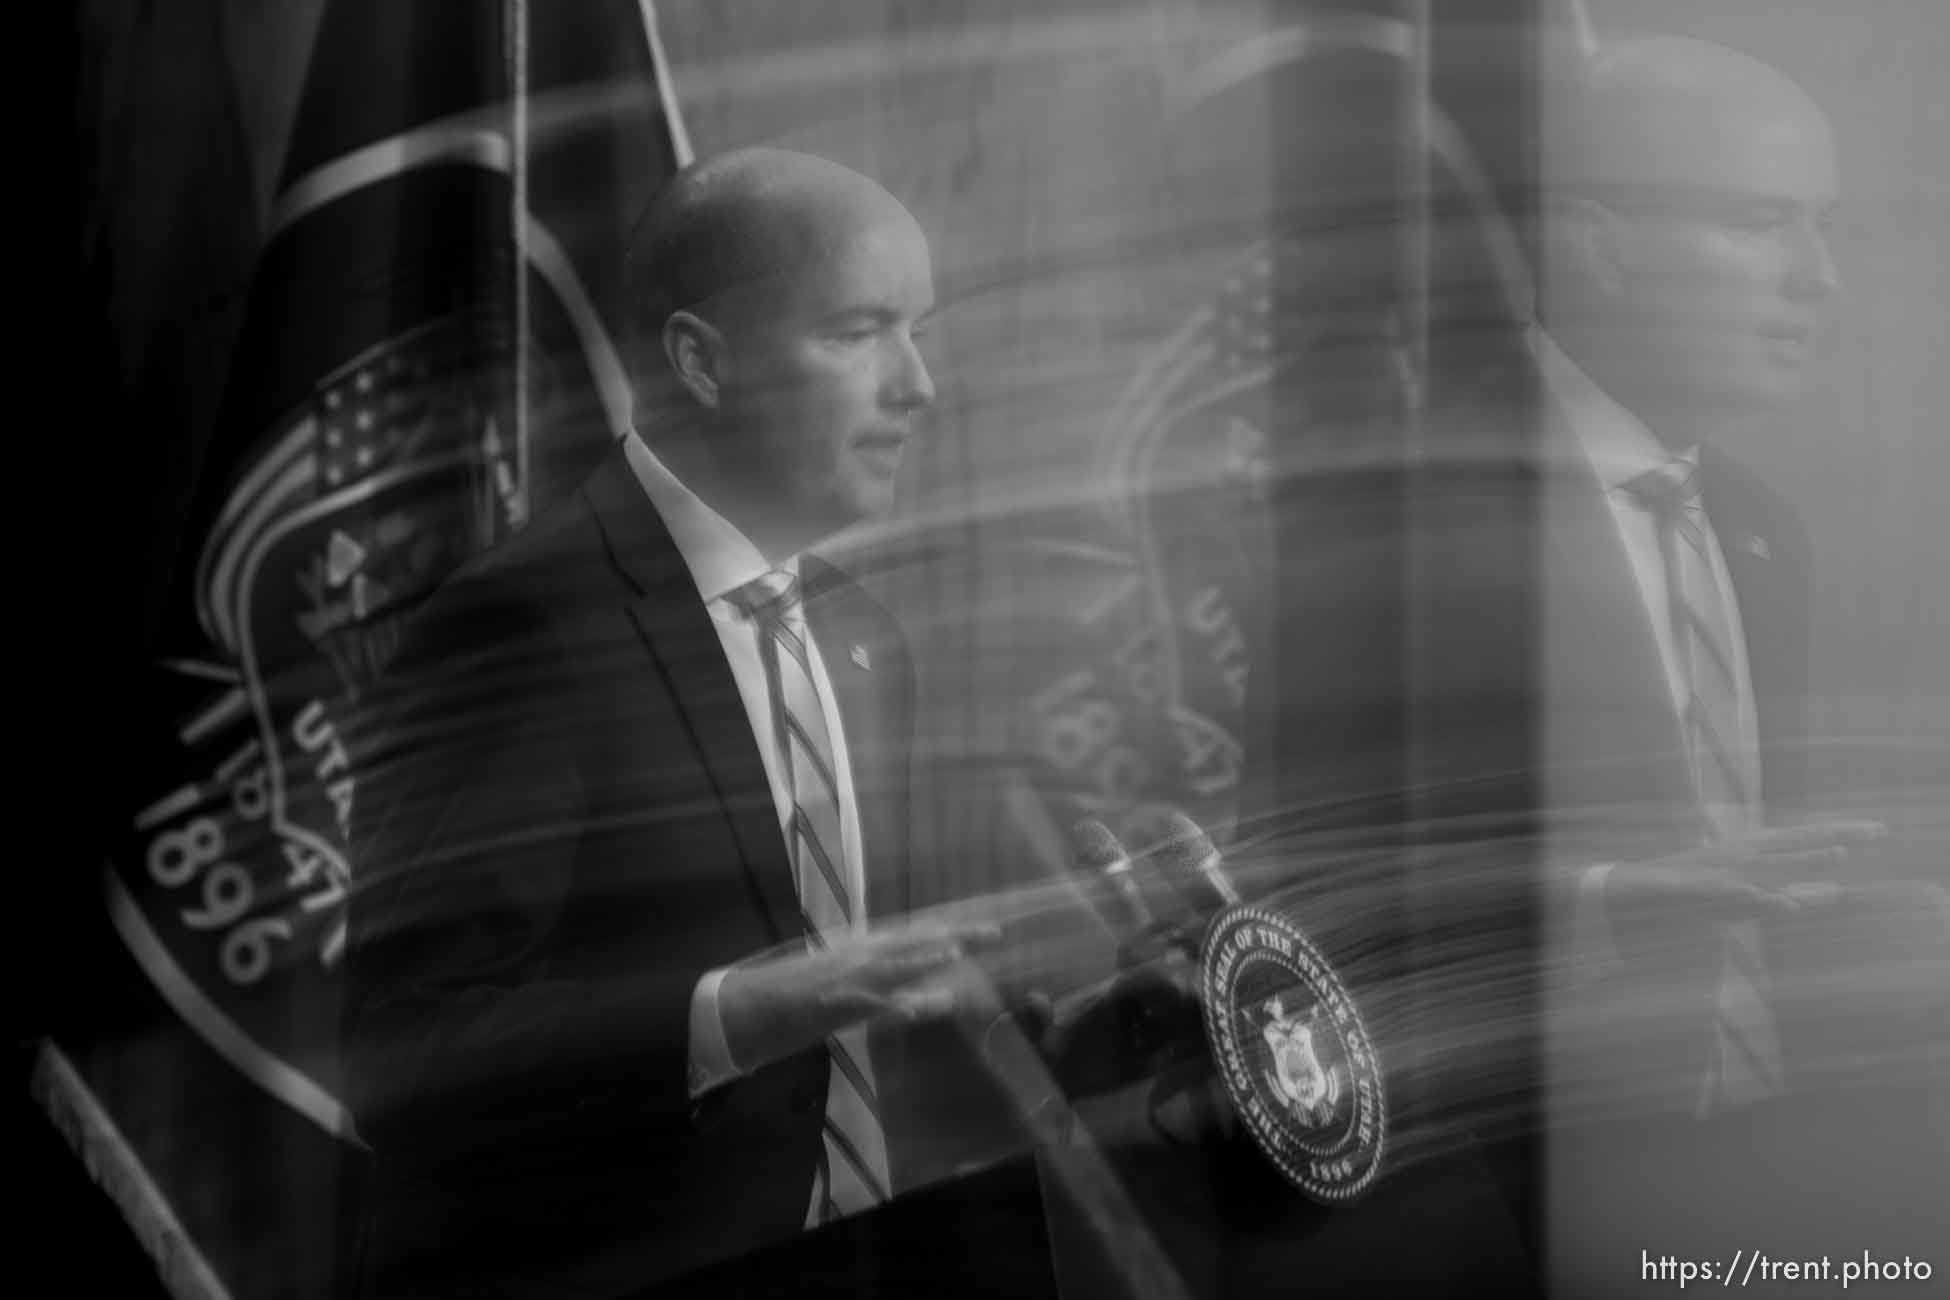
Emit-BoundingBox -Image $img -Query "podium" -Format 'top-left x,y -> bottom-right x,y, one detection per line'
630,809 -> 1945,1300
635,932 -> 1544,1300
632,1059 -> 1540,1300
631,1155 -> 1059,1300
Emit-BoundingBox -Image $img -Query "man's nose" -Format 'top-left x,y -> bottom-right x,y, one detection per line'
885,333 -> 936,412
1788,222 -> 1842,301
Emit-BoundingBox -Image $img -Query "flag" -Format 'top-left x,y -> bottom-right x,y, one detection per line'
69,3 -> 693,1296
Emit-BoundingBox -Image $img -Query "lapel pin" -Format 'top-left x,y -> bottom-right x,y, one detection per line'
1742,535 -> 1770,559
850,644 -> 872,671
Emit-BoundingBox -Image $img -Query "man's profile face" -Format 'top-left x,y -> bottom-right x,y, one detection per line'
1599,92 -> 1842,419
714,212 -> 936,537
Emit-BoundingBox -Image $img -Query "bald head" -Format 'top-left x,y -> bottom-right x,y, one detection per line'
1542,37 -> 1842,441
1547,37 -> 1836,204
620,148 -> 936,556
627,147 -> 921,341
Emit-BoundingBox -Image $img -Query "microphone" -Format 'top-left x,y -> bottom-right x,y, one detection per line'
1071,817 -> 1155,936
997,953 -> 1207,1103
987,819 -> 1139,1046
986,819 -> 1205,1098
1150,811 -> 1241,914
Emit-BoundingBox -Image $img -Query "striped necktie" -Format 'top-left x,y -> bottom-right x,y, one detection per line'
721,569 -> 892,1222
1623,460 -> 1784,1115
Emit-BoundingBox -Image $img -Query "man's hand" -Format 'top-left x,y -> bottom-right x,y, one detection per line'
718,920 -> 1002,1073
1600,819 -> 1887,953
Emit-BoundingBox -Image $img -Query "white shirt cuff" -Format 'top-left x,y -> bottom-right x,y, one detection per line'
1574,862 -> 1628,983
688,967 -> 740,1098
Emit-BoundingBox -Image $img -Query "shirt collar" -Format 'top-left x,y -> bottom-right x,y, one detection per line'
1529,328 -> 1698,492
621,431 -> 796,606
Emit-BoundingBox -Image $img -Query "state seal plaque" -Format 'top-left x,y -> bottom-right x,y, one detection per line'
1200,904 -> 1387,1203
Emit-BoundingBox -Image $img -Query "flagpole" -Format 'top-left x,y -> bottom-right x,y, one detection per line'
640,0 -> 695,167
31,1041 -> 234,1300
1402,0 -> 1431,444
507,0 -> 532,528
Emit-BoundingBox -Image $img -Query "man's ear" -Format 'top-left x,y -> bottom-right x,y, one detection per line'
663,310 -> 725,410
1546,194 -> 1627,297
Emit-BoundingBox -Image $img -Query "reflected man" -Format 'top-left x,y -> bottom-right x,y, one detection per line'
1537,35 -> 1850,1102
1534,33 -> 1947,1275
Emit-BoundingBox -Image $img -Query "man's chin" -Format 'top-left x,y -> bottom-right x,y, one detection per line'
848,471 -> 902,518
804,484 -> 898,547
1731,371 -> 1809,415
1676,362 -> 1808,427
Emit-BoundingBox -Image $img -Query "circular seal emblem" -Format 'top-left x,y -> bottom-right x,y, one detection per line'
1200,904 -> 1387,1203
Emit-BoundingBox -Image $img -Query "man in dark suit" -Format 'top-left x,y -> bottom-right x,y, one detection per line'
340,148 -> 1020,1298
1240,33 -> 1943,1298
1522,37 -> 1948,1291
1529,33 -> 1850,1114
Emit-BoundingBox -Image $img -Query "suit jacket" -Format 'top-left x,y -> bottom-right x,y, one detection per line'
341,444 -> 922,1297
1536,434 -> 1812,833
1229,366 -> 1816,1287
1533,406 -> 1814,1122
1253,414 -> 1811,836
1517,406 -> 1946,1295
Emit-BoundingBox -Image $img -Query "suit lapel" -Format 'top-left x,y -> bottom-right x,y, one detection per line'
803,556 -> 912,922
1536,403 -> 1696,821
1698,450 -> 1808,809
581,445 -> 800,946
1699,452 -> 1786,686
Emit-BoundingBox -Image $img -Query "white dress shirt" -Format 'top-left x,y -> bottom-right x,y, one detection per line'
619,432 -> 869,1096
1532,334 -> 1763,965
1533,334 -> 1762,756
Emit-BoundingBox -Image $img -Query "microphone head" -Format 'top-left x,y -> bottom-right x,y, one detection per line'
1154,812 -> 1240,908
1070,818 -> 1129,874
1153,812 -> 1218,877
1161,811 -> 1216,862
1072,817 -> 1156,932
